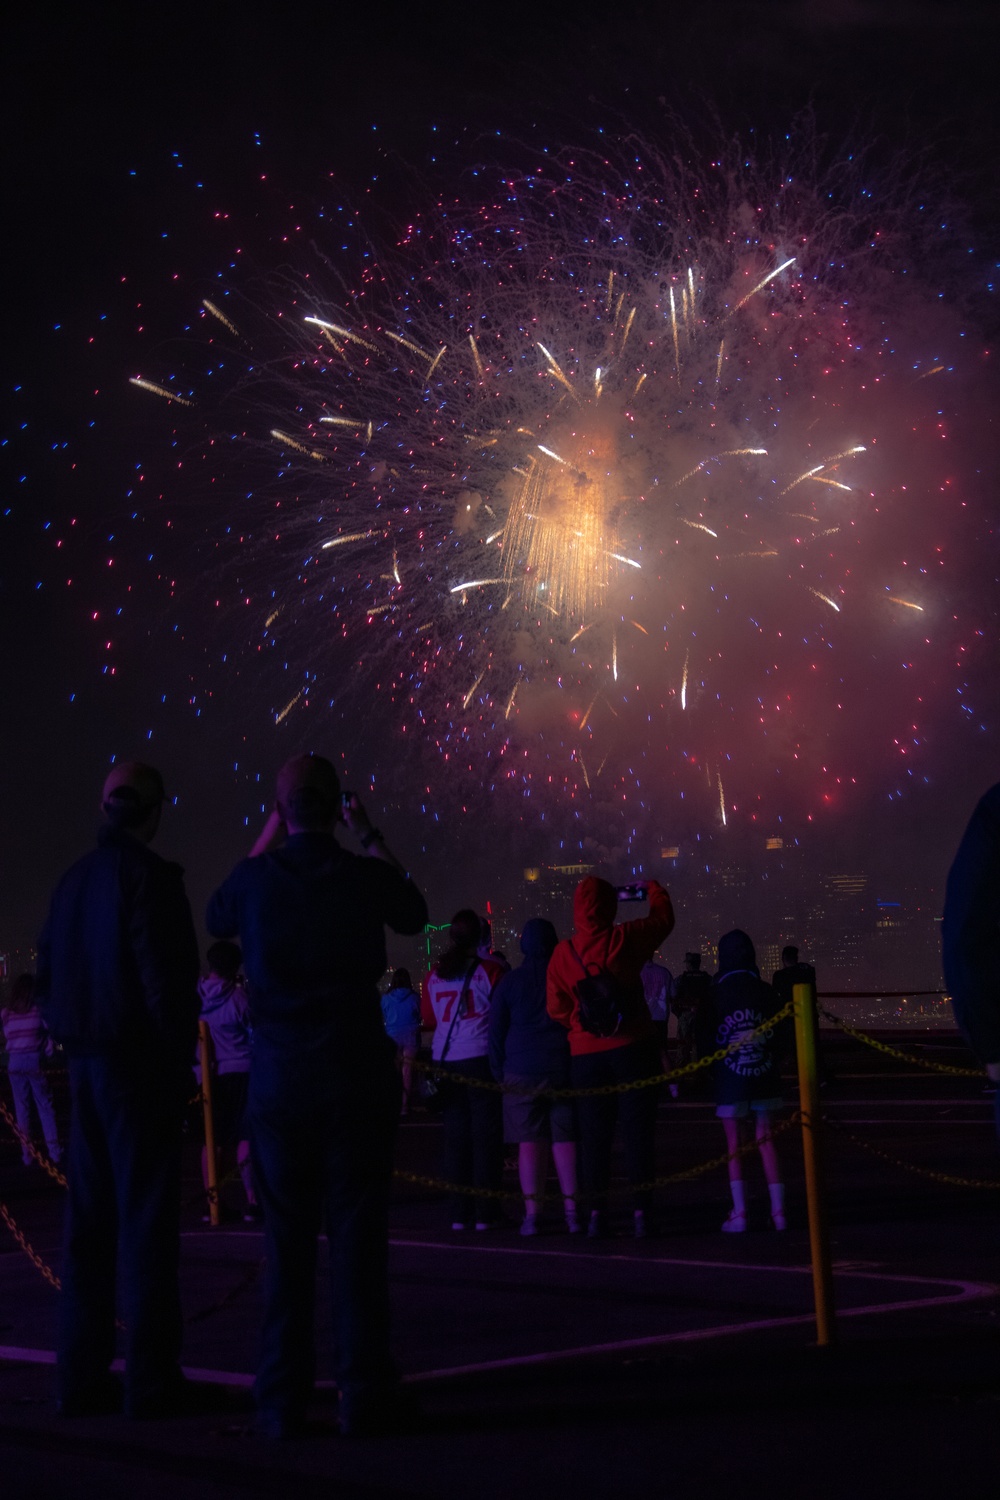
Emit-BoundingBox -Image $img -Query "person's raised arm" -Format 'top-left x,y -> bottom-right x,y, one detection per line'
619,880 -> 675,965
249,808 -> 285,857
340,792 -> 409,877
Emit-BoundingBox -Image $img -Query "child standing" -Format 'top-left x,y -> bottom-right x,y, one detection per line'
696,930 -> 786,1233
196,941 -> 257,1220
2,973 -> 62,1167
380,968 -> 422,1116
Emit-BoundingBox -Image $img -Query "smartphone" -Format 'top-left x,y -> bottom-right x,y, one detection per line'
616,883 -> 647,903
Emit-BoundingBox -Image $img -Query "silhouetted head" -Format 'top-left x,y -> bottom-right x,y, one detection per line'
101,761 -> 166,842
390,968 -> 412,990
782,945 -> 799,967
206,941 -> 242,982
6,973 -> 35,1014
435,909 -> 482,979
520,918 -> 558,962
276,754 -> 341,832
717,929 -> 758,977
573,876 -> 618,936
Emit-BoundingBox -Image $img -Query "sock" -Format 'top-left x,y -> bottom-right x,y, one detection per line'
730,1180 -> 747,1216
768,1183 -> 785,1217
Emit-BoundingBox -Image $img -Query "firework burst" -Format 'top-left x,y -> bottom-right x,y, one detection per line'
139,133 -> 984,846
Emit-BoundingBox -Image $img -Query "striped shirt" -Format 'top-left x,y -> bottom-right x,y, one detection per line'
1,1006 -> 48,1054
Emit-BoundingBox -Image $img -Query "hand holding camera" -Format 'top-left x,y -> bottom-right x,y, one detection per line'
615,882 -> 648,904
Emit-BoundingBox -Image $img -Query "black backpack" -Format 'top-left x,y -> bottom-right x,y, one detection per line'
568,939 -> 632,1038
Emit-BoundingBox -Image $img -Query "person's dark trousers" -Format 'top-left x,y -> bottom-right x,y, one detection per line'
250,1043 -> 401,1433
58,1055 -> 186,1414
570,1040 -> 660,1213
439,1055 -> 503,1225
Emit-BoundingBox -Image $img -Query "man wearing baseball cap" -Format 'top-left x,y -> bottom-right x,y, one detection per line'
36,760 -> 200,1418
207,753 -> 428,1438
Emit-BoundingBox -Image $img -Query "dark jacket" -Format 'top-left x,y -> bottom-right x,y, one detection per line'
771,962 -> 816,1007
546,877 -> 674,1056
488,919 -> 568,1079
36,826 -> 200,1062
696,930 -> 783,1107
206,831 -> 428,1053
672,968 -> 710,1014
943,782 -> 1000,1063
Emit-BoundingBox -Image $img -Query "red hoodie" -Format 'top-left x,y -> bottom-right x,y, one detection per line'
546,877 -> 675,1055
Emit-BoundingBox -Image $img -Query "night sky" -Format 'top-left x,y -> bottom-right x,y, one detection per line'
3,1 -> 999,965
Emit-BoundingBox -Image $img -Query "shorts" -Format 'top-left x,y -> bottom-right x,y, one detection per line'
209,1069 -> 250,1147
388,1031 -> 419,1056
716,1097 -> 783,1119
502,1074 -> 576,1144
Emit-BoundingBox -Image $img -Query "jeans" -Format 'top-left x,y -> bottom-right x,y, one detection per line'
570,1040 -> 660,1212
439,1054 -> 504,1224
59,1055 -> 187,1412
8,1052 -> 61,1164
249,1043 -> 401,1427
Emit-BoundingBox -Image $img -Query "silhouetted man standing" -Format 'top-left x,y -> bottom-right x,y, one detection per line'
36,762 -> 199,1417
943,782 -> 1000,1122
207,754 -> 428,1437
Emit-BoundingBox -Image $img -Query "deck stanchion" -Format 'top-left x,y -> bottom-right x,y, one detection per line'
793,980 -> 836,1345
199,1019 -> 220,1228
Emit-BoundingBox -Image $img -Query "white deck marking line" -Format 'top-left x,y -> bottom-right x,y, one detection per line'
405,1281 -> 996,1381
3,1272 -> 993,1390
0,1348 -> 328,1392
662,1100 -> 989,1109
385,1239 -> 985,1280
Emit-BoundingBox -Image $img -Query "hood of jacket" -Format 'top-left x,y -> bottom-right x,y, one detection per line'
520,918 -> 558,962
572,876 -> 618,938
198,973 -> 240,1013
716,928 -> 758,977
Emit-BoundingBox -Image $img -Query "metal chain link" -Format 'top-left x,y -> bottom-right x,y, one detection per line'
0,1199 -> 62,1290
392,1113 -> 801,1202
820,1010 -> 984,1077
412,1000 -> 794,1098
825,1116 -> 1000,1190
0,1100 -> 68,1187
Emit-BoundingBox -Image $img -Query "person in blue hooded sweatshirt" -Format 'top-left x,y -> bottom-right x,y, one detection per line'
380,967 -> 422,1116
488,918 -> 580,1236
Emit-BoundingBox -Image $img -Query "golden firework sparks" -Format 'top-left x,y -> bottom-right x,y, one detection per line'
129,377 -> 193,406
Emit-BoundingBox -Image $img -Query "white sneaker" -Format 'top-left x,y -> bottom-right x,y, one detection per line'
721,1209 -> 748,1233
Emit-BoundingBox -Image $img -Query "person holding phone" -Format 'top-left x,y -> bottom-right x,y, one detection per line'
546,876 -> 674,1239
207,754 -> 428,1438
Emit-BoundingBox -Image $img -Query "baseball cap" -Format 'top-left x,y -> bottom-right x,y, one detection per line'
101,762 -> 167,828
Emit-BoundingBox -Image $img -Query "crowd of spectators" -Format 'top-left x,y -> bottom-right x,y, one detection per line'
1,752 -> 823,1438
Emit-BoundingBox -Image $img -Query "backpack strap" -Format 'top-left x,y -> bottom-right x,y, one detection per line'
438,959 -> 479,1063
568,934 -> 612,978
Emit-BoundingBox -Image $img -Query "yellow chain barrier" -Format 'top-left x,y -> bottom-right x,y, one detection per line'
0,1100 -> 68,1187
820,1010 -> 985,1077
392,1114 -> 801,1202
825,1117 -> 1000,1190
413,1000 -> 793,1099
0,1199 -> 62,1290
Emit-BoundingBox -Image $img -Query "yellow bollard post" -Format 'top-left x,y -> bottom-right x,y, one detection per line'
793,981 -> 836,1346
199,1019 -> 220,1228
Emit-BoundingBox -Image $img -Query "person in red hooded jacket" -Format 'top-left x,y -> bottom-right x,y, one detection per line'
546,876 -> 674,1238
